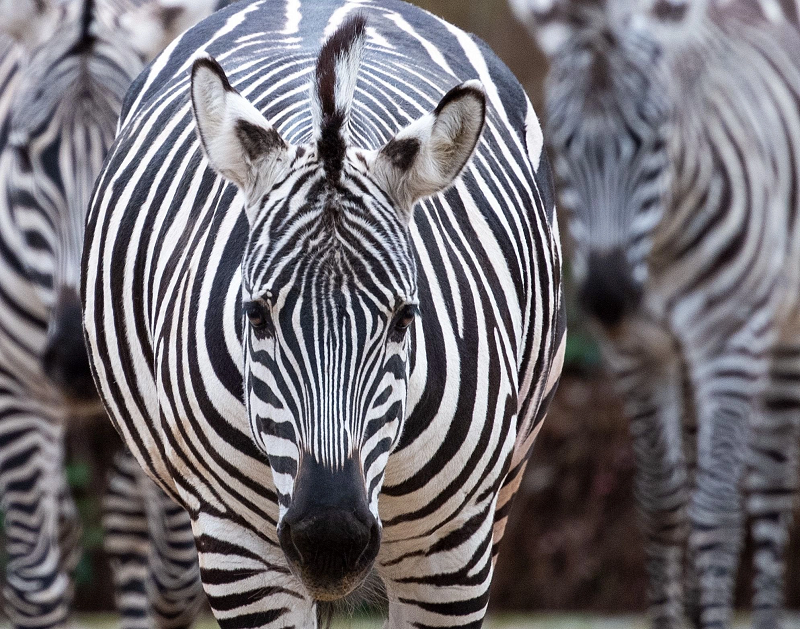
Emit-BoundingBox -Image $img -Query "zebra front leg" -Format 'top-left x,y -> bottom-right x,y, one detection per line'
192,511 -> 316,629
381,501 -> 497,629
0,402 -> 73,629
140,472 -> 204,629
746,343 -> 800,629
685,344 -> 765,629
605,334 -> 688,629
104,450 -> 151,629
56,469 -> 82,608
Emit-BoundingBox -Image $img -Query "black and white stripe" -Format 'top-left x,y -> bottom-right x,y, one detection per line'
0,1 -> 227,627
512,1 -> 800,629
83,1 -> 566,627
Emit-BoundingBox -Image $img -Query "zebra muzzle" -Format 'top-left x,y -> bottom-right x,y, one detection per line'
42,287 -> 97,401
579,248 -> 643,328
278,456 -> 381,601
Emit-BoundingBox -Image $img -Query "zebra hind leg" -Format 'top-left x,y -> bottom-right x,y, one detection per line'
746,342 -> 800,629
140,472 -> 204,629
104,450 -> 151,629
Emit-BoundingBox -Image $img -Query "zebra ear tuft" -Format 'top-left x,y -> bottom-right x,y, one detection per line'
374,80 -> 486,219
191,56 -> 289,215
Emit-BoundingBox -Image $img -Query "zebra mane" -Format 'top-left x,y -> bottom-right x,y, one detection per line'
70,0 -> 97,54
312,15 -> 367,184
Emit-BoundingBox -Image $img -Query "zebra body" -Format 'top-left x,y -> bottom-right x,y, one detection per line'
0,1 -> 228,626
512,1 -> 800,628
83,0 -> 565,626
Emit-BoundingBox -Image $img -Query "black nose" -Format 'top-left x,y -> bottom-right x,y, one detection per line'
579,249 -> 643,328
278,457 -> 380,601
41,289 -> 96,401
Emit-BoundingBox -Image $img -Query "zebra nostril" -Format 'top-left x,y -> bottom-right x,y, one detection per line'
356,518 -> 381,566
278,521 -> 304,565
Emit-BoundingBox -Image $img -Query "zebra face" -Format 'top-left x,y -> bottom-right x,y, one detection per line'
2,0 -> 143,399
191,17 -> 486,600
550,26 -> 670,327
516,0 -> 672,327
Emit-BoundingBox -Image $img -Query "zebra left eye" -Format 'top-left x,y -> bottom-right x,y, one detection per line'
244,300 -> 273,337
390,305 -> 417,341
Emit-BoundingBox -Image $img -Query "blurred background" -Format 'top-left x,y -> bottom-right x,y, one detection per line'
26,0 -> 800,615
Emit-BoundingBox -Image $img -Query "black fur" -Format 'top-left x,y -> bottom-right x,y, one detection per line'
315,15 -> 366,119
319,111 -> 347,183
160,6 -> 185,32
434,82 -> 485,117
235,120 -> 285,161
381,138 -> 420,171
653,0 -> 688,21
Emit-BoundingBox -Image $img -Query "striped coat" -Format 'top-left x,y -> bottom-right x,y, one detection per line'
0,1 -> 229,627
83,0 -> 565,626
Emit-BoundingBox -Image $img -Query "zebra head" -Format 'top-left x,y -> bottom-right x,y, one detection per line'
1,0 -> 224,401
191,16 -> 486,600
2,0 -> 143,400
512,0 -> 676,328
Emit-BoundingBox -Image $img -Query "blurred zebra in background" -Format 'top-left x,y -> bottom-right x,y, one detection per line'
512,1 -> 800,629
83,0 -> 566,626
0,0 -> 229,627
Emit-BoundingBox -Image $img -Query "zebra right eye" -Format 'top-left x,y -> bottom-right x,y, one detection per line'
244,300 -> 273,337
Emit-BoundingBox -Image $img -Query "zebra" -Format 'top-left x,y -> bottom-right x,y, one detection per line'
0,0 -> 228,627
82,0 -> 566,626
511,0 -> 800,628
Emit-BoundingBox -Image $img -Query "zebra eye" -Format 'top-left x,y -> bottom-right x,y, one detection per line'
244,300 -> 273,337
390,304 -> 417,341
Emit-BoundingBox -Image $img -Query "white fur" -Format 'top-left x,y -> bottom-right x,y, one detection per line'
333,28 -> 365,124
373,80 -> 486,218
192,57 -> 290,219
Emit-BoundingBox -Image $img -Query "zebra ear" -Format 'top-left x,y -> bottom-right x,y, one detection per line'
373,81 -> 486,219
191,56 -> 289,214
120,0 -> 219,62
0,0 -> 58,48
509,0 -> 580,56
